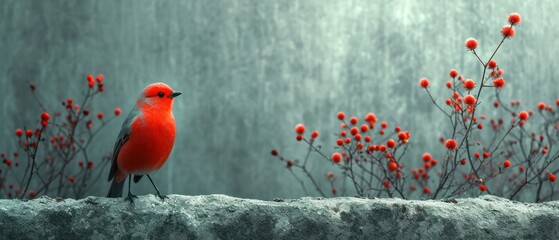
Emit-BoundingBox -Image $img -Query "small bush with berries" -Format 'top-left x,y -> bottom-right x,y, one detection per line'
272,13 -> 559,202
0,75 -> 121,199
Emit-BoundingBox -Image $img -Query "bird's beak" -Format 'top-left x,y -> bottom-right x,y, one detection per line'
168,91 -> 182,98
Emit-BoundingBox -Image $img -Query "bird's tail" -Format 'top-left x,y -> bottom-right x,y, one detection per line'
107,178 -> 125,198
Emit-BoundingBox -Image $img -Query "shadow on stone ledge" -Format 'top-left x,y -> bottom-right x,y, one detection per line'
0,195 -> 558,239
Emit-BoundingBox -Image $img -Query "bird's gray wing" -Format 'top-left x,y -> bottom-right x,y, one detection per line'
107,107 -> 141,181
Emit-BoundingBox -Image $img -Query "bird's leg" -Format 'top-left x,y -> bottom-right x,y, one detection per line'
125,175 -> 138,203
147,174 -> 168,201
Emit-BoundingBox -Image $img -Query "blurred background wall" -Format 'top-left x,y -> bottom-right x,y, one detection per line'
0,0 -> 557,200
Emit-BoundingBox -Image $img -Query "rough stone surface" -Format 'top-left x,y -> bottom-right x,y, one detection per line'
0,194 -> 558,239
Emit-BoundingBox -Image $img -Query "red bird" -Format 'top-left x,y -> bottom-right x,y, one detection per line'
107,83 -> 181,201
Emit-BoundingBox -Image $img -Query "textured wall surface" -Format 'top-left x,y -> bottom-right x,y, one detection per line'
0,1 -> 557,199
0,195 -> 558,239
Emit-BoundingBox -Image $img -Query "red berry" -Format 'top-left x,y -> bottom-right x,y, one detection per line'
311,131 -> 319,139
508,13 -> 521,25
354,134 -> 362,141
422,153 -> 432,162
87,74 -> 94,82
96,74 -> 104,83
449,69 -> 458,78
394,126 -> 401,132
25,130 -> 33,138
295,124 -> 305,135
460,159 -> 467,165
538,102 -> 546,110
114,108 -> 122,116
271,149 -> 278,156
97,113 -> 104,120
445,139 -> 458,150
464,95 -> 477,106
479,184 -> 487,192
465,38 -> 478,50
356,143 -> 363,151
419,78 -> 430,88
386,139 -> 396,148
68,176 -> 75,183
423,187 -> 430,194
493,78 -> 506,89
483,152 -> 490,159
494,101 -> 500,108
296,135 -> 303,141
87,161 -> 94,169
286,160 -> 294,168
501,25 -> 515,38
424,162 -> 431,169
332,153 -> 342,164
379,145 -> 386,152
380,121 -> 388,128
518,111 -> 529,121
83,109 -> 90,116
387,162 -> 397,172
431,159 -> 438,166
331,188 -> 337,195
549,173 -> 557,182
398,132 -> 408,141
487,60 -> 497,69
474,152 -> 480,158
15,129 -> 23,137
360,124 -> 369,133
78,161 -> 84,167
446,81 -> 452,89
463,79 -> 476,90
519,166 -> 525,172
349,117 -> 358,125
364,113 -> 377,123
337,112 -> 345,120
336,139 -> 344,146
504,160 -> 511,168
364,136 -> 371,143
41,112 -> 50,121
350,127 -> 359,136
383,180 -> 390,188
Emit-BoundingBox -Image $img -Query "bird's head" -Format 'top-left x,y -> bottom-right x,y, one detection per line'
137,82 -> 181,111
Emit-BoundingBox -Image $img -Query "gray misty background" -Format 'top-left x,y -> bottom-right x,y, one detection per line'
0,0 -> 557,200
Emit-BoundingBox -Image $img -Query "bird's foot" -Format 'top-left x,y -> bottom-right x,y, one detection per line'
125,193 -> 139,203
156,193 -> 169,201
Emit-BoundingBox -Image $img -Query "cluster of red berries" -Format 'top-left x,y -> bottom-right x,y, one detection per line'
1,74 -> 121,199
87,74 -> 105,92
275,12 -> 559,200
329,112 -> 410,163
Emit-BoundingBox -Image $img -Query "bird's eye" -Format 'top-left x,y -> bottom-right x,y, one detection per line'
157,92 -> 165,98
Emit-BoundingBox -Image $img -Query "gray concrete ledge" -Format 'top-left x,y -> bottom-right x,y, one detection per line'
0,194 -> 558,239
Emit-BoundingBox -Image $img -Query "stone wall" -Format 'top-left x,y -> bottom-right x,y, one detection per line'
1,195 -> 558,239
